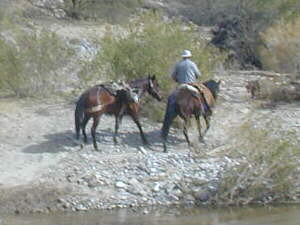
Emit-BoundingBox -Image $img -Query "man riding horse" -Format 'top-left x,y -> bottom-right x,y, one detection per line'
170,50 -> 212,114
161,50 -> 220,152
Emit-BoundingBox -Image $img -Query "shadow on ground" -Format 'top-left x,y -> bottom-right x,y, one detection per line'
22,130 -> 78,154
22,126 -> 185,154
92,127 -> 185,151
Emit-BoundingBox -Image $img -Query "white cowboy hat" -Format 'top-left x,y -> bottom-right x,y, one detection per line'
181,50 -> 192,58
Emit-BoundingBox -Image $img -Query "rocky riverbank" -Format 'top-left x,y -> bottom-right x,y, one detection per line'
1,70 -> 299,214
0,98 -> 230,214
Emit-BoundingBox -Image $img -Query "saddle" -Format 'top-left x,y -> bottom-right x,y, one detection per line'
100,80 -> 129,96
100,80 -> 139,103
190,82 -> 216,107
178,82 -> 214,115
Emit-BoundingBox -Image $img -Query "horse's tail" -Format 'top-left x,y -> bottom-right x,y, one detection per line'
75,94 -> 86,139
161,94 -> 178,141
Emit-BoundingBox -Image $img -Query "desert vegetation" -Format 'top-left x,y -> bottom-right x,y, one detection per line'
257,78 -> 300,103
0,4 -> 224,100
215,121 -> 300,205
77,12 -> 224,120
0,6 -> 75,97
259,18 -> 300,75
175,0 -> 300,71
61,0 -> 144,22
0,1 -> 299,116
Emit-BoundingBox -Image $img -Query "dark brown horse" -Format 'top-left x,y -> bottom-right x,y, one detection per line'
75,75 -> 161,151
161,79 -> 220,152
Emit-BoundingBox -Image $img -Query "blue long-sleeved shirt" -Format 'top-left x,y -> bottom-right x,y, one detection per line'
171,58 -> 201,84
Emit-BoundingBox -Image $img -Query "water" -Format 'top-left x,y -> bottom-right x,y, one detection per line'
1,205 -> 300,225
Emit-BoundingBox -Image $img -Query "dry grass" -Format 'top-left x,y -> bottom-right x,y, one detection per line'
215,121 -> 300,205
260,18 -> 300,74
254,77 -> 300,103
0,6 -> 76,98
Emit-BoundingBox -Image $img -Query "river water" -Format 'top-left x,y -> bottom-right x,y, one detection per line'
1,205 -> 300,225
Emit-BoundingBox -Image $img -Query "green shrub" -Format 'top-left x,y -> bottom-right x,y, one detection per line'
0,18 -> 74,97
78,12 -> 224,120
102,12 -> 222,91
216,121 -> 300,205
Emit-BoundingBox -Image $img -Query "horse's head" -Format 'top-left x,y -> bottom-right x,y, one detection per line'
203,79 -> 221,99
147,74 -> 162,101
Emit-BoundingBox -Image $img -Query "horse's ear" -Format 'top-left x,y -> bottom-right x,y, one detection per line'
151,74 -> 156,80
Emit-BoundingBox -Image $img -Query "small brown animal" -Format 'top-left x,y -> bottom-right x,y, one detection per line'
246,80 -> 260,98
